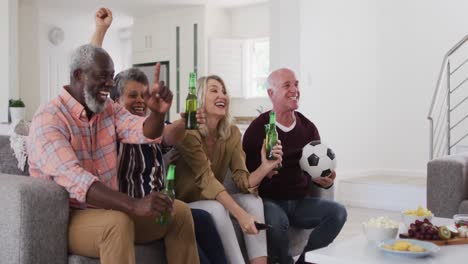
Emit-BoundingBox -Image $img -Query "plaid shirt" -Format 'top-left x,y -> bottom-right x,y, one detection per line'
28,87 -> 154,208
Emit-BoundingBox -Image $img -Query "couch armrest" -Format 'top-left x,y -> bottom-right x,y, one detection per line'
427,155 -> 468,218
0,174 -> 69,264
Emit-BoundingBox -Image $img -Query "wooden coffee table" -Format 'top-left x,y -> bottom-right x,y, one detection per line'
306,217 -> 467,264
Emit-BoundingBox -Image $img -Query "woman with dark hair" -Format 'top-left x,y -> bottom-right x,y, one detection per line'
112,68 -> 227,264
91,8 -> 227,264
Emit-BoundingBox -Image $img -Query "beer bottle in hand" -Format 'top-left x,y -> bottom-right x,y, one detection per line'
185,72 -> 198,129
266,111 -> 281,170
156,164 -> 176,225
266,111 -> 278,160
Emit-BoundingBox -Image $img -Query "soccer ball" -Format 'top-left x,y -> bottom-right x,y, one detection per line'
299,140 -> 337,179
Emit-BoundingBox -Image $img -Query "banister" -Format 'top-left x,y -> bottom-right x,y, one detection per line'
428,34 -> 468,119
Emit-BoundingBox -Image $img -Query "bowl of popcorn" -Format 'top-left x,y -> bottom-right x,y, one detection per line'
362,216 -> 399,243
454,214 -> 468,238
402,206 -> 433,228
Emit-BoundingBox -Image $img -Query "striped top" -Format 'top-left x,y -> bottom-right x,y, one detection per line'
27,87 -> 155,208
117,143 -> 165,197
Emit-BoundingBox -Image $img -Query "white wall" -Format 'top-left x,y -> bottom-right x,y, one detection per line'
0,0 -> 10,122
18,3 -> 131,119
133,6 -> 206,121
9,0 -> 19,106
230,3 -> 269,39
295,0 -> 468,179
375,0 -> 468,175
0,0 -> 18,123
204,5 -> 231,80
229,2 -> 272,116
18,0 -> 41,121
299,0 -> 379,178
37,6 -> 130,105
270,0 -> 300,71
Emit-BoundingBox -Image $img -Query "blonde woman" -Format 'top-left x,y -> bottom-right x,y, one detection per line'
174,75 -> 283,264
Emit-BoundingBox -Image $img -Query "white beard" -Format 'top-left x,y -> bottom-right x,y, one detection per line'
84,85 -> 105,114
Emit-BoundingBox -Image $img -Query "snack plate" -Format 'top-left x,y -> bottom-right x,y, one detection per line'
378,239 -> 440,258
399,224 -> 468,246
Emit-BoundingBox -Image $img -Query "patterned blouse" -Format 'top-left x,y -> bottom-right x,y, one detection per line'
117,143 -> 165,197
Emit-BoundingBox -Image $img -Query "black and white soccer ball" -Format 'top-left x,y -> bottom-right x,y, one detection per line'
299,140 -> 337,179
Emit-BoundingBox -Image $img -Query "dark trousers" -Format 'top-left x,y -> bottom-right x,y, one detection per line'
263,197 -> 347,264
191,209 -> 228,264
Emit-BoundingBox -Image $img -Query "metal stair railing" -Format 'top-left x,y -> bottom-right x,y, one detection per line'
428,34 -> 468,159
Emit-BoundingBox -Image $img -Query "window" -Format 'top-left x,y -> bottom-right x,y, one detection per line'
246,38 -> 270,98
209,38 -> 270,98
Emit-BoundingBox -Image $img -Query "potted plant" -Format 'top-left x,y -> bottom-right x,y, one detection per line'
9,99 -> 26,125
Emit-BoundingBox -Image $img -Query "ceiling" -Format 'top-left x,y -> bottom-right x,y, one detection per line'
29,0 -> 268,17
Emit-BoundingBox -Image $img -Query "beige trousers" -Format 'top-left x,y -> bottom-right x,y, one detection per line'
68,200 -> 199,264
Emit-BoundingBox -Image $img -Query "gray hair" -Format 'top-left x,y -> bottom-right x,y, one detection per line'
69,44 -> 109,77
266,68 -> 296,91
266,73 -> 276,91
111,68 -> 149,101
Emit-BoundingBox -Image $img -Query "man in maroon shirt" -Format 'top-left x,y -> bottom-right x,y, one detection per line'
243,68 -> 347,264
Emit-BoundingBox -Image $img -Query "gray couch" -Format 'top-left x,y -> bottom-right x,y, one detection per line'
0,134 -> 166,264
0,134 -> 333,264
427,154 -> 468,218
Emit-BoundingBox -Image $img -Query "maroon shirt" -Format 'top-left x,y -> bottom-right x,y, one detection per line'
242,111 -> 320,200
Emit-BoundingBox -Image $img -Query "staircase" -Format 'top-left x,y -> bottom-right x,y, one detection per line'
337,36 -> 468,212
428,34 -> 468,159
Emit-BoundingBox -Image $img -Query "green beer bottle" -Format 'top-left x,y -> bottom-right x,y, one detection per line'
185,72 -> 198,129
156,164 -> 176,225
266,111 -> 278,160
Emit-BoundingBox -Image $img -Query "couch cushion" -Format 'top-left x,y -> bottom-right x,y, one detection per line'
459,200 -> 468,214
0,174 -> 69,264
68,241 -> 166,264
428,155 -> 468,218
0,135 -> 29,176
68,255 -> 99,264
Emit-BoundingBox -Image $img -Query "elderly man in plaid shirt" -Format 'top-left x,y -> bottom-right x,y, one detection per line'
27,43 -> 199,264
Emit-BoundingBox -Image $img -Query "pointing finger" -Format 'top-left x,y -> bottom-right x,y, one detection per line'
154,62 -> 161,85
